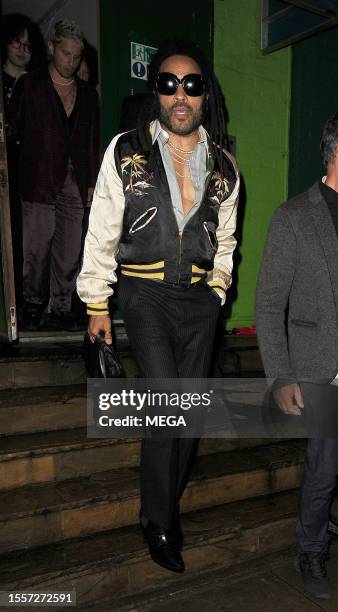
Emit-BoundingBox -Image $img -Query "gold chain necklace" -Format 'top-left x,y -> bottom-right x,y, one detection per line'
169,149 -> 191,164
175,169 -> 190,179
168,140 -> 196,154
169,150 -> 191,179
167,140 -> 196,180
172,158 -> 188,166
170,154 -> 191,167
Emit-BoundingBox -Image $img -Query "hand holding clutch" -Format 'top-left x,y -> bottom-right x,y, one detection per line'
83,331 -> 125,378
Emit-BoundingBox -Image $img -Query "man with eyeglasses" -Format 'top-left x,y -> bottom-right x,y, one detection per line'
8,19 -> 99,331
77,39 -> 239,572
1,13 -> 43,111
2,28 -> 32,112
2,13 -> 47,310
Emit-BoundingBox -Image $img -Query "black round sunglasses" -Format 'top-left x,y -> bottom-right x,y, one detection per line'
155,72 -> 205,97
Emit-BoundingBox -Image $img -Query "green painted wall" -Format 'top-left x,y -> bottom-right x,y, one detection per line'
289,27 -> 338,197
214,0 -> 291,328
0,1 -> 294,336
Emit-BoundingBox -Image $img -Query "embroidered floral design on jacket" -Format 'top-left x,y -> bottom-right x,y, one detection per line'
121,154 -> 154,196
209,171 -> 230,205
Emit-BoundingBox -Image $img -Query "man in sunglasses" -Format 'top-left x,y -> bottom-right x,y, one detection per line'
77,39 -> 239,572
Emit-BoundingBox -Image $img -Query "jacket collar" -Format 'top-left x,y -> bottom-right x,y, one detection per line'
308,181 -> 338,313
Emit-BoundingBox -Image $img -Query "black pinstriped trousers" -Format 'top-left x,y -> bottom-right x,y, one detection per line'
118,276 -> 221,528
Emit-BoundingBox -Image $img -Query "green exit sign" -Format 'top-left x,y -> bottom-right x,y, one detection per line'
130,42 -> 158,80
131,42 -> 157,63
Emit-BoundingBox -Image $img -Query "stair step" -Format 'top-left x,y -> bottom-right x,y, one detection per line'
0,331 -> 137,390
0,334 -> 262,390
0,427 -> 276,490
0,429 -> 139,490
0,385 -> 87,434
216,337 -> 263,376
110,538 -> 338,612
0,356 -> 86,390
0,353 -> 140,390
0,440 -> 305,553
0,377 -> 268,437
0,489 -> 299,607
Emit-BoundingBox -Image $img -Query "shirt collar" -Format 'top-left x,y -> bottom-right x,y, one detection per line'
320,176 -> 338,206
150,119 -> 209,152
322,176 -> 338,194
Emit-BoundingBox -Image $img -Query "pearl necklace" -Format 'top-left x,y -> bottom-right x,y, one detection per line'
51,77 -> 75,86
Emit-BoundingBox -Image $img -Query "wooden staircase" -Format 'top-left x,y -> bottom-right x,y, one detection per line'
0,334 -> 304,609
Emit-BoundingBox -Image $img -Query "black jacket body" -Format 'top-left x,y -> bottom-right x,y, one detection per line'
7,68 -> 100,206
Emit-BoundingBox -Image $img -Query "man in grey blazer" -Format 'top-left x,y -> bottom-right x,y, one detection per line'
256,113 -> 338,600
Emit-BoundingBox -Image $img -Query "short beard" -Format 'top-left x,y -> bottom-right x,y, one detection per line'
158,97 -> 206,136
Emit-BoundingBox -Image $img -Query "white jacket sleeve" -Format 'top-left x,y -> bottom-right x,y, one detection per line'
207,150 -> 240,304
76,135 -> 125,315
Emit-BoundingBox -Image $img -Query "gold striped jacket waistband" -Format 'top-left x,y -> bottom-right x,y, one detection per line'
120,262 -> 207,283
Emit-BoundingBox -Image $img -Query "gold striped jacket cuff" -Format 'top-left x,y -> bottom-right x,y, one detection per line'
210,286 -> 226,300
87,302 -> 109,316
207,272 -> 232,302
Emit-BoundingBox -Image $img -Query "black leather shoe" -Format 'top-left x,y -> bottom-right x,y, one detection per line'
141,519 -> 185,573
295,551 -> 331,599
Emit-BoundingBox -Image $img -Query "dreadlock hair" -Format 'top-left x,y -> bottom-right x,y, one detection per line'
135,39 -> 229,178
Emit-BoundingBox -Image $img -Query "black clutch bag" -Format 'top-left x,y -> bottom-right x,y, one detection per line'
83,331 -> 126,378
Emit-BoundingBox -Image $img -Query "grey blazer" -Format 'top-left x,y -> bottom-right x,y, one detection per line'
256,181 -> 338,384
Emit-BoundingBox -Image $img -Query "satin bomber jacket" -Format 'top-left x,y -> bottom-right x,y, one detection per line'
77,123 -> 240,315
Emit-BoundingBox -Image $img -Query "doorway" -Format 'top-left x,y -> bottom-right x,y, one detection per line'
0,0 -> 213,344
0,0 -> 100,343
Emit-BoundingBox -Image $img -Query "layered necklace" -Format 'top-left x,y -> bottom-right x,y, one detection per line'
51,74 -> 76,117
168,140 -> 197,180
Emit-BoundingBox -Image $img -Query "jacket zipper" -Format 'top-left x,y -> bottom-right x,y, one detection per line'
158,144 -> 215,285
177,229 -> 183,284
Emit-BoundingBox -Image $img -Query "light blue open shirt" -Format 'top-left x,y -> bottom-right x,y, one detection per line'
151,119 -> 212,231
